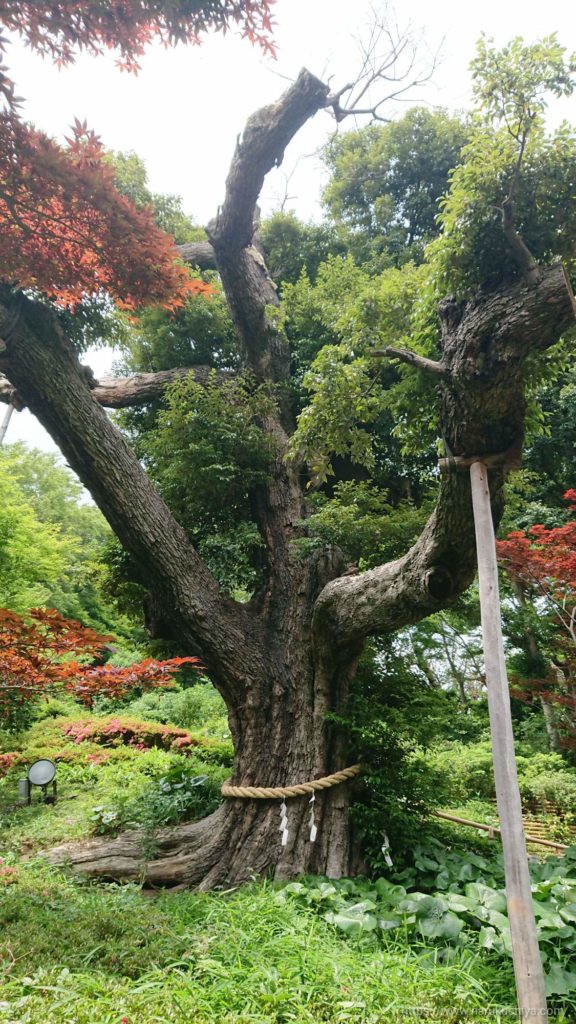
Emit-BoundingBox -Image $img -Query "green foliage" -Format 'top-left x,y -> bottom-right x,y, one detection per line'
285,257 -> 438,482
0,443 -> 140,639
503,367 -> 576,522
429,740 -> 576,815
260,211 -> 347,285
470,34 -> 576,133
90,763 -> 223,838
121,286 -> 238,379
0,868 -> 512,1024
322,107 -> 469,272
141,373 -> 273,592
431,36 -> 576,297
332,643 -> 461,861
297,481 -> 430,569
0,463 -> 72,612
430,121 -> 576,295
114,289 -> 259,595
124,682 -> 227,736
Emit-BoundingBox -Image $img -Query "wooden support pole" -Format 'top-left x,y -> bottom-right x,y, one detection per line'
470,460 -> 547,1018
0,402 -> 14,445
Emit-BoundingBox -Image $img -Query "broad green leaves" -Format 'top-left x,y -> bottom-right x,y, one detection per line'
143,373 -> 274,593
432,36 -> 576,296
280,841 -> 576,999
471,34 -> 576,137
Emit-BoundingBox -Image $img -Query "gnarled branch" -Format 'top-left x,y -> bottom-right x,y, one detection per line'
0,366 -> 232,410
314,263 -> 576,651
176,240 -> 217,270
208,69 -> 330,384
90,366 -> 232,408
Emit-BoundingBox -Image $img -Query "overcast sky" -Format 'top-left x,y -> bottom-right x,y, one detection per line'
5,0 -> 576,454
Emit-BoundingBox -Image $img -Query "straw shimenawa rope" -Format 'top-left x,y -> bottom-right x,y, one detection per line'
221,764 -> 363,800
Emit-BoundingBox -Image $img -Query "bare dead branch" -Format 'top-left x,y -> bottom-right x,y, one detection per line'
373,346 -> 446,376
210,70 -> 330,252
324,11 -> 440,123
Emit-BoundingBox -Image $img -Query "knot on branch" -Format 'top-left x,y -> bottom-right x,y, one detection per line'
425,566 -> 455,601
438,296 -> 466,335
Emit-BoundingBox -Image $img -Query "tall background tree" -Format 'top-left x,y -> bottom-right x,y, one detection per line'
0,17 -> 575,886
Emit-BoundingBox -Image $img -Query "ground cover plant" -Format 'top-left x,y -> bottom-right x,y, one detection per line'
281,842 -> 576,1005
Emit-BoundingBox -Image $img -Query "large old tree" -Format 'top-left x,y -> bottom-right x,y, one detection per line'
2,25 -> 576,885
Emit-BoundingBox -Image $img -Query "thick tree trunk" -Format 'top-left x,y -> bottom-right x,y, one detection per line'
48,554 -> 365,886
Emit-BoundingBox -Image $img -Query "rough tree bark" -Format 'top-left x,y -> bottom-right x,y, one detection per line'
1,70 -> 575,887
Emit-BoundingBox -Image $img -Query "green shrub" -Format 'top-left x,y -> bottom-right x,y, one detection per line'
30,695 -> 81,722
334,643 -> 458,865
123,682 -> 228,736
519,770 -> 576,815
430,742 -> 576,816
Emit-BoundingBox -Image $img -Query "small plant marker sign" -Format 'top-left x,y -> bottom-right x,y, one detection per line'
470,459 -> 547,1017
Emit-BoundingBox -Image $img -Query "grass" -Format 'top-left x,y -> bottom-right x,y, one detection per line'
0,863 -> 517,1024
0,705 -> 550,1023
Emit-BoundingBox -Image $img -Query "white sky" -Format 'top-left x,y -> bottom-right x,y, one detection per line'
4,0 -> 576,455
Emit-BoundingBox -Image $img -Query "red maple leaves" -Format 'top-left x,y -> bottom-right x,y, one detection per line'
0,1 -> 276,308
497,490 -> 576,641
0,2 -> 276,104
0,607 -> 202,728
0,114 -> 214,308
497,491 -> 576,748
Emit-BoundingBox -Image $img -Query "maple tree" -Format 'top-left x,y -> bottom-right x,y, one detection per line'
498,490 -> 576,750
0,606 -> 201,730
0,1 -> 275,307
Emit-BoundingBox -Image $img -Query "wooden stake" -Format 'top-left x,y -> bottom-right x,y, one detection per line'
470,460 -> 547,1017
0,402 -> 14,445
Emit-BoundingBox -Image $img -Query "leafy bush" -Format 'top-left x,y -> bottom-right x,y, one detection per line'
427,742 -> 496,804
124,682 -> 228,736
61,715 -> 232,764
516,754 -> 576,814
63,715 -> 193,750
430,742 -> 576,815
90,763 -> 224,837
334,643 -> 458,863
30,695 -> 82,722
